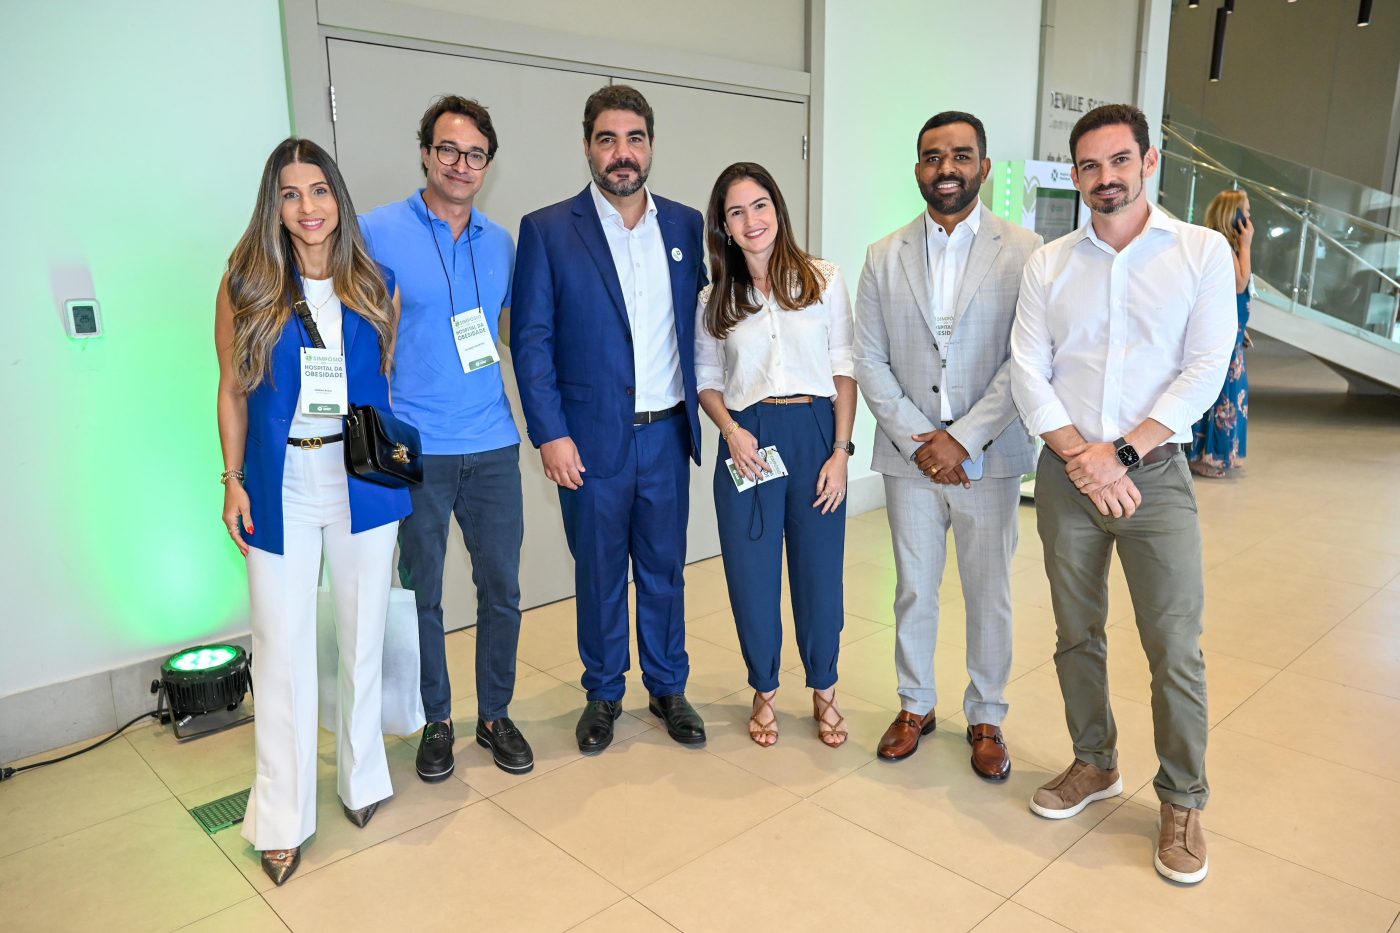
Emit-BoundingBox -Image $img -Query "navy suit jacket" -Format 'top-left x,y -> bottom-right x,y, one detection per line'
511,186 -> 706,479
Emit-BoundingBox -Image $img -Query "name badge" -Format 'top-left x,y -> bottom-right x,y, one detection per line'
452,307 -> 501,373
299,347 -> 348,416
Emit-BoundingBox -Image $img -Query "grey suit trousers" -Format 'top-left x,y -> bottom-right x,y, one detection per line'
1035,447 -> 1210,810
885,473 -> 1020,724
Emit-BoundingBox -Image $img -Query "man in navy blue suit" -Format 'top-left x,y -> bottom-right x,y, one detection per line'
511,85 -> 708,754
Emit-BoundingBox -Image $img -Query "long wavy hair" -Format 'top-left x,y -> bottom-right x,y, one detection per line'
226,138 -> 394,392
703,162 -> 826,339
1204,189 -> 1248,256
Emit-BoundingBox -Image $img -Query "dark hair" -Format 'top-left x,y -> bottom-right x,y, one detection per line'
916,111 -> 988,160
703,162 -> 826,339
1069,103 -> 1151,164
582,84 -> 654,140
417,95 -> 499,175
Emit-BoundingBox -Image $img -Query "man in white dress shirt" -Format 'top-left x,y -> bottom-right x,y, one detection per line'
855,112 -> 1040,776
1009,104 -> 1236,884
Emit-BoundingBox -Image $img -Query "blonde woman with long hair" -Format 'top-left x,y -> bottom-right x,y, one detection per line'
215,138 -> 410,885
1188,189 -> 1253,477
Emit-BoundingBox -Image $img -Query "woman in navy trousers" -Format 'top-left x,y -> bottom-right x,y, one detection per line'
695,162 -> 857,748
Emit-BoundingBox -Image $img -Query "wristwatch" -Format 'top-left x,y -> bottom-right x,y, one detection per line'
833,440 -> 855,456
1113,437 -> 1141,471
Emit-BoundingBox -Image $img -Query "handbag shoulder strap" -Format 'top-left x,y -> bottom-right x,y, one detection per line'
292,278 -> 328,350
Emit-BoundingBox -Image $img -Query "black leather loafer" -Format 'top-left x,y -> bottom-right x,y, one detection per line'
576,700 -> 623,754
416,720 -> 455,782
648,693 -> 706,746
476,716 -> 534,774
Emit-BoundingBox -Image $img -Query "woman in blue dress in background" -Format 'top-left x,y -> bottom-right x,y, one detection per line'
1189,189 -> 1252,478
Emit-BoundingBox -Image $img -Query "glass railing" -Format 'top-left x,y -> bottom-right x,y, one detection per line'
1158,122 -> 1400,344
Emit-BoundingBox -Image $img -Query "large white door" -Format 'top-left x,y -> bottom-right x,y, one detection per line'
327,39 -> 808,620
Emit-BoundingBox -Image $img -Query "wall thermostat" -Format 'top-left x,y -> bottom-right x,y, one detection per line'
64,299 -> 103,339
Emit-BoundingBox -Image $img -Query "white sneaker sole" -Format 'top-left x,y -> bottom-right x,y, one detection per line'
1154,851 -> 1209,884
1028,776 -> 1124,819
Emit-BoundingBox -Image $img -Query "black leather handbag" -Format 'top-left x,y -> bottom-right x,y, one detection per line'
342,402 -> 423,488
293,291 -> 422,488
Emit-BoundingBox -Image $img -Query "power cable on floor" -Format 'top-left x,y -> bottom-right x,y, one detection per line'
0,710 -> 160,783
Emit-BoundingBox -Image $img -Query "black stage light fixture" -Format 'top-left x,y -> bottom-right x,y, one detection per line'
151,644 -> 254,741
1359,0 -> 1373,27
1223,0 -> 1235,12
1188,0 -> 1199,7
1209,6 -> 1229,81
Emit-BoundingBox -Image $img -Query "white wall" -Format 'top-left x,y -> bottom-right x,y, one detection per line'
0,1 -> 290,697
818,0 -> 1044,487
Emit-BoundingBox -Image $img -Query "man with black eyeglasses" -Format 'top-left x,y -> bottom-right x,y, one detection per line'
360,95 -> 533,782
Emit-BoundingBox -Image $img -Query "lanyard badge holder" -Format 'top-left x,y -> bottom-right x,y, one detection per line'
430,218 -> 501,373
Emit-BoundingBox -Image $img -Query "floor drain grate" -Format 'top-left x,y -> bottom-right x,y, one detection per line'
189,788 -> 250,834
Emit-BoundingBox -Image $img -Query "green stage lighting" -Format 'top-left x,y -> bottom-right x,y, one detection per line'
151,644 -> 253,741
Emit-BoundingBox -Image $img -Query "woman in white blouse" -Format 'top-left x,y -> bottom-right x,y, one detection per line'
696,162 -> 857,748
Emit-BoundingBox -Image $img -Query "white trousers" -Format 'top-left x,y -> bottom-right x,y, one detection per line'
884,474 -> 1020,724
242,442 -> 398,850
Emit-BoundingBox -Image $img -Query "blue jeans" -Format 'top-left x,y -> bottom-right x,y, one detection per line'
397,445 -> 523,722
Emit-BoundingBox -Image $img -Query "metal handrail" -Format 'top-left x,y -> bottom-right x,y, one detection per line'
1158,148 -> 1400,297
1161,122 -> 1400,241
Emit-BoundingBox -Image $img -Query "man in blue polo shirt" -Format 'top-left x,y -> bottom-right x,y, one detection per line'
360,95 -> 532,780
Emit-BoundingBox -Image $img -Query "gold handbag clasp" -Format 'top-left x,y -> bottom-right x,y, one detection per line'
391,444 -> 410,464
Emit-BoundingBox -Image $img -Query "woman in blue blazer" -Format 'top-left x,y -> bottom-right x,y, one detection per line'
215,138 -> 410,885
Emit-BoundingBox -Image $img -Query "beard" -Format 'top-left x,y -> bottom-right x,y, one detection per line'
919,172 -> 982,216
1086,174 -> 1144,215
592,156 -> 651,197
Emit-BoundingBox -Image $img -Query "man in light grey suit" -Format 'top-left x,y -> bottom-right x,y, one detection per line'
854,112 -> 1040,777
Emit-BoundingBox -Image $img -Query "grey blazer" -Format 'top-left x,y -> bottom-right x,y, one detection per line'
854,206 -> 1041,480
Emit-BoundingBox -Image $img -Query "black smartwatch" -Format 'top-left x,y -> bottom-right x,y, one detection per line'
833,440 -> 855,456
1113,437 -> 1142,471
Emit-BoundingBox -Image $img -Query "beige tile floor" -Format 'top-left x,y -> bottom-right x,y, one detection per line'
4,336 -> 1400,932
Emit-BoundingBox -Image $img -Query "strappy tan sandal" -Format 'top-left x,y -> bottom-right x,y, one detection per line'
749,690 -> 778,747
812,689 -> 848,748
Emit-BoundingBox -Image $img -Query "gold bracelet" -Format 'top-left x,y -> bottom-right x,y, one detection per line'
220,469 -> 245,485
721,421 -> 740,440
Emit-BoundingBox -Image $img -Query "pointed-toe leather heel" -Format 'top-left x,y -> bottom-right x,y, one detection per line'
261,847 -> 301,886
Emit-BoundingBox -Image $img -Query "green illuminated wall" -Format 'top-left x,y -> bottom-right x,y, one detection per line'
0,1 -> 290,696
820,0 -> 1043,483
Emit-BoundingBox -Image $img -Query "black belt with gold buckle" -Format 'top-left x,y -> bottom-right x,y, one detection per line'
287,433 -> 343,450
633,402 -> 684,425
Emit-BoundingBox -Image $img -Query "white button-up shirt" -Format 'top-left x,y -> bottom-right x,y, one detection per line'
694,259 -> 854,412
590,182 -> 683,413
925,207 -> 980,421
1009,202 -> 1237,443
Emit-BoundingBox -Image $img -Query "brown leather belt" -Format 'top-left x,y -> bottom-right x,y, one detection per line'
760,395 -> 814,405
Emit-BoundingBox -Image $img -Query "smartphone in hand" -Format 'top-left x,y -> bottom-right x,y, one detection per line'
1233,207 -> 1247,232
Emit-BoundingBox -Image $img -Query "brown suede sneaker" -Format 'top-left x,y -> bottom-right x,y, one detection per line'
1029,759 -> 1123,819
1155,803 -> 1209,884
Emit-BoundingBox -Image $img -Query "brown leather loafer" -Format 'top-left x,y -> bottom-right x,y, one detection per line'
966,723 -> 1011,780
877,709 -> 936,761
